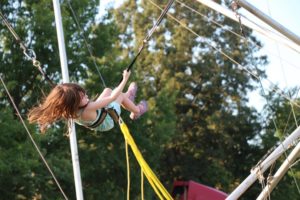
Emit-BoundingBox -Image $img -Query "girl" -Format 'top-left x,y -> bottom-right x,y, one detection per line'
28,70 -> 148,133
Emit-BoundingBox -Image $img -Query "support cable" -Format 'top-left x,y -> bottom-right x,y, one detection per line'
0,11 -> 56,87
194,0 -> 300,55
0,74 -> 68,200
266,1 -> 300,128
149,0 -> 300,110
123,0 -> 175,74
175,0 -> 300,72
231,0 -> 280,144
176,0 -> 300,129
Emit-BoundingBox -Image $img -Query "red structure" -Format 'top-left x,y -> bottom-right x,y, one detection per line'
172,181 -> 228,200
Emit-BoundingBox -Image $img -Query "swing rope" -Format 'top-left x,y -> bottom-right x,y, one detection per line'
124,0 -> 175,72
66,0 -> 174,197
117,1 -> 175,199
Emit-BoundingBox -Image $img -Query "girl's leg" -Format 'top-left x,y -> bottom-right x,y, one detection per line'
126,82 -> 137,102
115,93 -> 140,114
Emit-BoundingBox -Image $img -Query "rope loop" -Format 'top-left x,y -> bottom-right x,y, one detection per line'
251,166 -> 265,185
33,59 -> 41,68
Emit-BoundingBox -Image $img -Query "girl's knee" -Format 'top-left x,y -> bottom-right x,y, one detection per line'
98,88 -> 112,99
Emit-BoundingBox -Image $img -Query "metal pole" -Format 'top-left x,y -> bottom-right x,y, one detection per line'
236,0 -> 300,47
257,142 -> 300,200
226,126 -> 300,200
52,0 -> 84,199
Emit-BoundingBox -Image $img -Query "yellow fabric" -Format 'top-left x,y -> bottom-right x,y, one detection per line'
119,119 -> 173,200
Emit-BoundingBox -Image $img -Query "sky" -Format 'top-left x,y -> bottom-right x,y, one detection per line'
239,0 -> 300,109
98,0 -> 300,110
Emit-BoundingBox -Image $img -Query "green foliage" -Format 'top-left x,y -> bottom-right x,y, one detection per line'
0,108 -> 72,199
0,108 -> 35,199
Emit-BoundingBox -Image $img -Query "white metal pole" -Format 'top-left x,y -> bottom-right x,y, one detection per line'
226,126 -> 300,200
236,0 -> 300,47
257,142 -> 300,200
52,0 -> 84,199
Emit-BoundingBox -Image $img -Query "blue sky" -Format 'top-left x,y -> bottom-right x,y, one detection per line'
246,0 -> 300,85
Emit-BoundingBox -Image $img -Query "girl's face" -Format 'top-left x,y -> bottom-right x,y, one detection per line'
79,92 -> 89,107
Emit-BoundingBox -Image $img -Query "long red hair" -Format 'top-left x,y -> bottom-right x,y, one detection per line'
28,83 -> 86,133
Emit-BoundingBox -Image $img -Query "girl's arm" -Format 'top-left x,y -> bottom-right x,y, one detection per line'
87,70 -> 131,110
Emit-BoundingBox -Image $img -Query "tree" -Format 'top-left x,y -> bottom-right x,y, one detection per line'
113,0 -> 268,199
